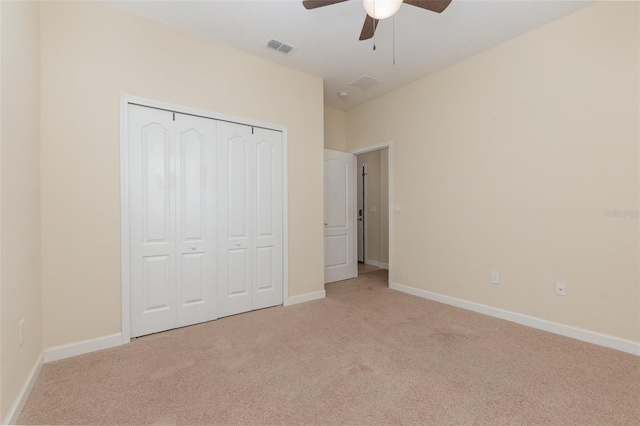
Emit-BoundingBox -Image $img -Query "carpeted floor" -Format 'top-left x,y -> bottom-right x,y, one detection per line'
358,262 -> 380,274
19,270 -> 640,424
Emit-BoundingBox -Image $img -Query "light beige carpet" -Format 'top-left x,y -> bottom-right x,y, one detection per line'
358,262 -> 381,274
19,270 -> 640,424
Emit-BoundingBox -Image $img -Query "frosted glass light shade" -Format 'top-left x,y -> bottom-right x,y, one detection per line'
363,0 -> 403,20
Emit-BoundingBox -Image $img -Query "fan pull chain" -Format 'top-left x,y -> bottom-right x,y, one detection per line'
372,0 -> 376,51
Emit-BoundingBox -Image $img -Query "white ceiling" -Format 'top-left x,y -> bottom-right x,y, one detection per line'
112,0 -> 592,110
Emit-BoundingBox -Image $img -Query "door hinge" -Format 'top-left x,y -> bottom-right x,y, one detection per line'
172,112 -> 175,121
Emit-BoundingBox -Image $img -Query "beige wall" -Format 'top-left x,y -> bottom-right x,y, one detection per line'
324,107 -> 347,151
346,1 -> 639,342
357,149 -> 389,265
40,1 -> 324,349
0,0 -> 42,419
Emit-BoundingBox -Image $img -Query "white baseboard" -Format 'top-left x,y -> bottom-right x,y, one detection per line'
4,334 -> 123,424
390,282 -> 640,356
44,333 -> 123,363
284,290 -> 326,306
3,353 -> 44,425
364,259 -> 389,269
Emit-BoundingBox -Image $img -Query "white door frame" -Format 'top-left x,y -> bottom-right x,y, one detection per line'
357,163 -> 366,263
120,94 -> 289,344
350,142 -> 393,284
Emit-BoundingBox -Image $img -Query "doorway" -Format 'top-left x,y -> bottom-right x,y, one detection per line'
353,145 -> 391,280
357,164 -> 366,263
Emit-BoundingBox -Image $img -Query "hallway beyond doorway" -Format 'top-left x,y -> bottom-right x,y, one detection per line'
358,262 -> 381,275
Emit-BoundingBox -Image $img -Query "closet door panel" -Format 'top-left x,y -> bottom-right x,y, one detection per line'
181,253 -> 205,303
228,249 -> 249,295
129,105 -> 177,337
217,121 -> 253,317
175,113 -> 218,327
228,139 -> 250,239
181,131 -> 204,239
256,247 -> 274,291
253,128 -> 283,309
143,255 -> 171,311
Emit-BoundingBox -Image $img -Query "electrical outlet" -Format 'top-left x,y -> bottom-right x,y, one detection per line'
491,271 -> 500,285
555,281 -> 566,296
19,319 -> 24,346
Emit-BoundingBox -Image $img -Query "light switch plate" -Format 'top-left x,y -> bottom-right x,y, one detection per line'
393,203 -> 403,213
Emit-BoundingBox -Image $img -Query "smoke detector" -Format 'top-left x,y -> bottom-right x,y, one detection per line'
338,91 -> 349,99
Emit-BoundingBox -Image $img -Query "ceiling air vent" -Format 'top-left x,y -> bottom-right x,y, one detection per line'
350,75 -> 381,90
266,39 -> 295,55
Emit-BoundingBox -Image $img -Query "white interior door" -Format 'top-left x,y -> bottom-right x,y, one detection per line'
127,101 -> 285,337
174,113 -> 218,327
217,122 -> 253,317
129,105 -> 177,337
217,122 -> 284,317
129,106 -> 218,337
324,149 -> 356,283
252,127 -> 284,310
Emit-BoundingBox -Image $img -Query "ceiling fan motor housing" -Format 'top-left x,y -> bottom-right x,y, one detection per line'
363,0 -> 404,20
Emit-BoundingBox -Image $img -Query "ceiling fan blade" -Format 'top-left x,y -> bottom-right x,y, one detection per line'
359,15 -> 379,41
302,0 -> 349,10
403,0 -> 453,13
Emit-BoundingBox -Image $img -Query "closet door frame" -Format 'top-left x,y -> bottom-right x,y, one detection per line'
120,95 -> 289,344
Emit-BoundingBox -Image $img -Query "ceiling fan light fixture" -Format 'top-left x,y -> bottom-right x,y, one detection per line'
363,0 -> 403,20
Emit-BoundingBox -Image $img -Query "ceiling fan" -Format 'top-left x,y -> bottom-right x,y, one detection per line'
302,0 -> 453,41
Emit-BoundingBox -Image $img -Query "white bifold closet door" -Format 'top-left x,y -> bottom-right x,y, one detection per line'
129,105 -> 217,337
217,121 -> 283,318
128,104 -> 283,337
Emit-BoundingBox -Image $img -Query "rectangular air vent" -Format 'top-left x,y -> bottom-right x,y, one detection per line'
266,39 -> 295,55
350,75 -> 381,90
